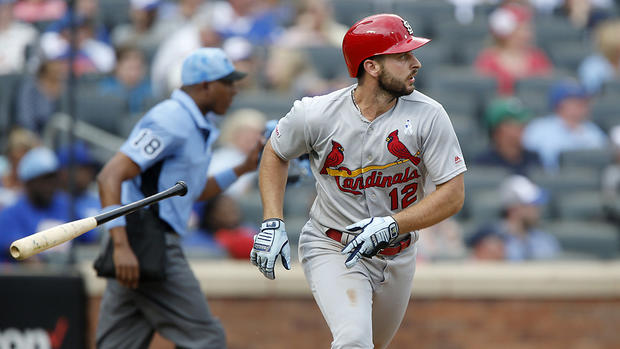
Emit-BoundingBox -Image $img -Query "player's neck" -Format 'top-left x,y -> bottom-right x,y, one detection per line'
353,86 -> 397,122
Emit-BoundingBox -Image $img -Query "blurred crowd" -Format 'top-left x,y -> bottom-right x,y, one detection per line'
0,0 -> 619,265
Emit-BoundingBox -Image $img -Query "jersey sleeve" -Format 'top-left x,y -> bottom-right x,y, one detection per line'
120,116 -> 184,171
422,108 -> 467,184
269,99 -> 310,161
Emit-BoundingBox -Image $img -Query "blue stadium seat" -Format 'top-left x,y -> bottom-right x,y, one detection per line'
548,41 -> 593,72
535,15 -> 585,52
591,95 -> 620,132
331,0 -> 374,27
427,66 -> 498,117
392,0 -> 455,37
434,18 -> 489,65
543,220 -> 619,259
99,0 -> 131,30
555,190 -> 606,221
304,46 -> 348,80
229,92 -> 294,120
559,148 -> 614,171
514,73 -> 573,116
0,73 -> 23,145
530,166 -> 600,194
75,91 -> 128,136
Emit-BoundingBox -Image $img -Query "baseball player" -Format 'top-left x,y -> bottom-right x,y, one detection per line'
251,14 -> 466,348
96,48 -> 260,348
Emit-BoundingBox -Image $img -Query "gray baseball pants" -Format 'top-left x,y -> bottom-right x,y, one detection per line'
96,233 -> 226,349
299,220 -> 417,349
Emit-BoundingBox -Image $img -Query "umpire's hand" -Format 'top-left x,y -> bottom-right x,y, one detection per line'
250,218 -> 291,279
111,227 -> 140,288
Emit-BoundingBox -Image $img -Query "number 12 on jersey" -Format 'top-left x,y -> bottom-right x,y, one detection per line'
388,182 -> 418,210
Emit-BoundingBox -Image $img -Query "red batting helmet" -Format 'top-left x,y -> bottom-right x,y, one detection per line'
342,14 -> 431,78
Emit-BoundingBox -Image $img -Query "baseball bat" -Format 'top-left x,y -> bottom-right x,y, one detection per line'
9,181 -> 188,260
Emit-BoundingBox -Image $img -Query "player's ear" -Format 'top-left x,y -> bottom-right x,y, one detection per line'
363,58 -> 382,79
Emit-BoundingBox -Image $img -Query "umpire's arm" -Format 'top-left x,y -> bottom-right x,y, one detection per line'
97,152 -> 142,288
197,139 -> 264,201
258,141 -> 289,220
392,173 -> 465,233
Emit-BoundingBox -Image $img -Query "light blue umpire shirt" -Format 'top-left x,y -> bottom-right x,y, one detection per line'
119,89 -> 219,236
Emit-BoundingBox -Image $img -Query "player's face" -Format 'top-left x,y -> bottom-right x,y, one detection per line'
520,204 -> 540,229
209,79 -> 239,115
377,52 -> 421,97
25,172 -> 59,208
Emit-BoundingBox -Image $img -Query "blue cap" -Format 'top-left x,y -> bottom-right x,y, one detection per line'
549,79 -> 589,111
56,142 -> 95,167
466,226 -> 504,248
181,48 -> 247,86
18,147 -> 59,182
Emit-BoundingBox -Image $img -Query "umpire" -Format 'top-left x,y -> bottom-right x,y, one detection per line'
95,48 -> 258,348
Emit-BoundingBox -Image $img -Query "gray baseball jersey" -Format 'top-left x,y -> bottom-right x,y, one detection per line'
271,84 -> 467,234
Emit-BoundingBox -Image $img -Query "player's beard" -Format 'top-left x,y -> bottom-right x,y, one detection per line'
377,69 -> 414,98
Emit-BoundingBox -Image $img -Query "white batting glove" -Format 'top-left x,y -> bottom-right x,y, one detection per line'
250,218 -> 291,280
341,216 -> 399,268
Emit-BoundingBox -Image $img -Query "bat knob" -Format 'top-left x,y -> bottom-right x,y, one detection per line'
9,244 -> 22,260
176,181 -> 188,196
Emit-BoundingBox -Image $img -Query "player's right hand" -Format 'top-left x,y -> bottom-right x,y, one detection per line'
250,218 -> 291,280
113,242 -> 140,289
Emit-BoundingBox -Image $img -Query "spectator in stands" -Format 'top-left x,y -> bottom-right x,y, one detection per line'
156,0 -> 213,27
555,0 -> 615,30
0,147 -> 74,263
209,0 -> 284,44
418,217 -> 467,262
474,2 -> 552,96
15,53 -> 67,134
264,45 -> 330,97
39,14 -> 115,76
522,79 -> 608,171
474,97 -> 542,175
12,0 -> 66,24
47,0 -> 108,43
184,194 -> 256,259
470,175 -> 561,262
98,45 -> 153,115
0,0 -> 38,75
276,0 -> 347,48
208,108 -> 266,198
150,14 -> 221,97
578,19 -> 620,94
0,128 -> 40,209
152,29 -> 257,97
466,227 -> 506,261
602,125 -> 620,224
56,141 -> 100,243
222,36 -> 260,91
417,178 -> 467,261
111,0 -> 176,55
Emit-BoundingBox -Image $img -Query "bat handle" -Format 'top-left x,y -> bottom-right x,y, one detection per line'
95,181 -> 188,225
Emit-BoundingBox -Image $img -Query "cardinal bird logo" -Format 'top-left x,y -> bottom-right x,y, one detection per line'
386,130 -> 421,165
320,140 -> 345,174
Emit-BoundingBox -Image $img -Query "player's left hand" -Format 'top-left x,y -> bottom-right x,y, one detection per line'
341,216 -> 399,268
250,218 -> 291,280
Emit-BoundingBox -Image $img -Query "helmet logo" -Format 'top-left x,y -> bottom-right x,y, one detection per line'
402,19 -> 414,35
